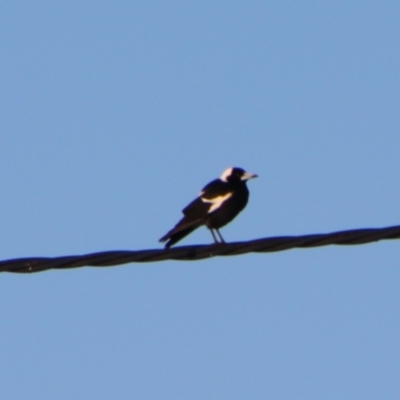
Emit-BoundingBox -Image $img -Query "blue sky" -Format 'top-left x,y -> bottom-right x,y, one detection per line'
1,2 -> 400,399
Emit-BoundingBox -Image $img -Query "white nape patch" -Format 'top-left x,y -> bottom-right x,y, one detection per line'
220,167 -> 233,182
202,192 -> 233,213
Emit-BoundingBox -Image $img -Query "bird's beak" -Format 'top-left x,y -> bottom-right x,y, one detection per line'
241,172 -> 258,181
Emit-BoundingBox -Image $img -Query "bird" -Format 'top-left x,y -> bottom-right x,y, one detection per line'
159,167 -> 258,248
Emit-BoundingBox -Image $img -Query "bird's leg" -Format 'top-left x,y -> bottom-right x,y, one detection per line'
209,229 -> 219,244
215,229 -> 226,243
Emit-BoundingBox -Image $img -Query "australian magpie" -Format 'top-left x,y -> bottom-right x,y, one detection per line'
159,167 -> 258,248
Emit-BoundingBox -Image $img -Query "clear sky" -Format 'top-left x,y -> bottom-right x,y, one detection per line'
1,2 -> 400,399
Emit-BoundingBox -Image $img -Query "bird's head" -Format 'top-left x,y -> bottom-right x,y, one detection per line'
220,167 -> 258,183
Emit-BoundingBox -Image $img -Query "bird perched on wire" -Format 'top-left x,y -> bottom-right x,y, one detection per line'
159,167 -> 258,248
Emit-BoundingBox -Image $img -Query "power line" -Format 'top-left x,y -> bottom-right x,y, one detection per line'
1,224 -> 399,274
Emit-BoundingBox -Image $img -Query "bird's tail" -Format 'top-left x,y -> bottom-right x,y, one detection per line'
159,220 -> 203,248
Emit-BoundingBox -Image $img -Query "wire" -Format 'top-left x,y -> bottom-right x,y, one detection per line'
1,224 -> 399,273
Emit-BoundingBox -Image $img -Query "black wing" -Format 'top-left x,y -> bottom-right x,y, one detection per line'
199,179 -> 232,199
181,179 -> 231,216
159,196 -> 209,248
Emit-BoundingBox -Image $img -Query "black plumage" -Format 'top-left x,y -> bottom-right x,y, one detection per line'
159,167 -> 257,248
